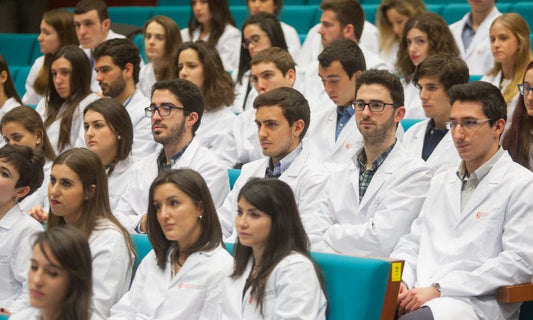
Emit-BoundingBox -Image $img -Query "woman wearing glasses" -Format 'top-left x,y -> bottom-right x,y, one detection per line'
501,61 -> 533,171
234,13 -> 288,113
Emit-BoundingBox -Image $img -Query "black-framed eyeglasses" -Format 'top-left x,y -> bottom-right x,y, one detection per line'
445,119 -> 492,130
145,103 -> 184,118
352,101 -> 397,112
518,83 -> 532,96
242,34 -> 262,49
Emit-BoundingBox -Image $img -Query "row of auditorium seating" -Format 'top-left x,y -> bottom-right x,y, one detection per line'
159,0 -> 519,5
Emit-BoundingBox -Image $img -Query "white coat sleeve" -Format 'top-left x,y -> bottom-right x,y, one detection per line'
216,25 -> 241,73
22,57 -> 44,105
390,214 -> 424,289
322,164 -> 431,256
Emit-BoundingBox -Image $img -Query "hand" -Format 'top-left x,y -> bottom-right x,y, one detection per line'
0,307 -> 11,315
28,205 -> 48,223
399,286 -> 440,313
139,214 -> 148,233
397,282 -> 409,316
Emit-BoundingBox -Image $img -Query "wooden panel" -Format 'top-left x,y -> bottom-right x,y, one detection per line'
381,260 -> 404,320
498,283 -> 533,304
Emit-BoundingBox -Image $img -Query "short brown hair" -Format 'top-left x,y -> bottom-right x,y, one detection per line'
74,0 -> 109,22
250,47 -> 295,76
320,0 -> 365,41
414,54 -> 469,91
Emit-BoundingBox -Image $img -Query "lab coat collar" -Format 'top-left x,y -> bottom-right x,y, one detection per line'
0,204 -> 23,230
168,244 -> 223,284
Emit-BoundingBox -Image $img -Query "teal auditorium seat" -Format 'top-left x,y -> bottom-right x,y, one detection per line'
426,4 -> 444,16
228,0 -> 307,4
469,74 -> 483,82
153,6 -> 191,29
157,0 -> 189,5
133,34 -> 147,63
531,34 -> 533,51
228,168 -> 241,190
0,314 -> 9,319
401,118 -> 423,132
361,4 -> 378,24
230,5 -> 248,29
14,66 -> 31,99
7,66 -> 19,84
108,6 -> 154,28
511,3 -> 533,32
131,233 -> 153,273
0,34 -> 37,66
441,4 -> 470,24
280,6 -> 319,35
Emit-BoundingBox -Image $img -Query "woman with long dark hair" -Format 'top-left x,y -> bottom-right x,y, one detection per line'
0,55 -> 22,121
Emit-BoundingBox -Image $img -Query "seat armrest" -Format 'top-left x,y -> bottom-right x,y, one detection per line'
498,283 -> 533,303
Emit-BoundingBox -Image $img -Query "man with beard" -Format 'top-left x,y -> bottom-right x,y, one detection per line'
317,69 -> 432,257
93,38 -> 156,160
114,79 -> 229,232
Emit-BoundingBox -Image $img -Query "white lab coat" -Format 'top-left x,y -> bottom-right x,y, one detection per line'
19,160 -> 52,213
109,245 -> 233,320
8,307 -> 40,320
138,62 -> 156,98
379,42 -> 399,71
121,90 -> 158,160
297,21 -> 380,68
218,146 -> 330,249
402,119 -> 460,174
181,24 -> 241,72
320,142 -> 432,256
391,151 -> 533,320
22,55 -> 45,105
449,7 -> 501,76
114,139 -> 230,232
221,252 -> 327,320
481,71 -> 519,124
195,106 -> 236,151
89,218 -> 133,320
36,93 -> 99,154
231,70 -> 256,114
0,205 -> 43,313
402,79 -> 427,120
281,21 -> 301,59
108,157 -> 135,211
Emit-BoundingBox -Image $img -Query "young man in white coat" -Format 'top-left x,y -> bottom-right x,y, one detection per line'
217,87 -> 330,249
449,0 -> 501,76
93,39 -> 157,160
114,79 -> 230,233
305,39 -> 365,166
392,81 -> 533,320
216,48 -> 299,168
318,69 -> 432,256
403,54 -> 469,173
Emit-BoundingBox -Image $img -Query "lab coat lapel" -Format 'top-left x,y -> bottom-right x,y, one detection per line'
358,145 -> 397,210
445,172 -> 462,221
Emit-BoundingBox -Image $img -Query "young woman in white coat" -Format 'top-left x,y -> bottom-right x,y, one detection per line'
376,0 -> 425,69
1,107 -> 56,215
138,15 -> 182,98
502,60 -> 533,171
396,13 -> 460,119
234,13 -> 288,113
109,169 -> 233,319
0,55 -> 23,124
246,0 -> 301,58
181,0 -> 241,72
35,45 -> 99,154
23,9 -> 78,105
482,13 -> 532,121
0,145 -> 44,316
83,98 -> 135,210
46,148 -> 135,320
222,178 -> 327,320
177,41 -> 236,151
9,225 -> 92,320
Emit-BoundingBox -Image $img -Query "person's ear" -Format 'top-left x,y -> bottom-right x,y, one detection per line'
15,186 -> 30,201
102,18 -> 111,32
85,184 -> 96,200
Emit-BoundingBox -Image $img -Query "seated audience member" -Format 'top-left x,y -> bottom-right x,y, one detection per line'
306,39 -> 365,166
216,47 -> 297,168
0,55 -> 22,135
303,0 -> 389,112
222,178 -> 327,319
246,0 -> 301,58
73,0 -> 128,92
1,107 -> 55,216
376,0 -> 425,69
218,87 -> 329,249
47,148 -> 135,320
139,15 -> 182,98
449,0 -> 501,76
392,81 -> 533,320
403,54 -> 469,172
83,99 -> 135,209
482,13 -> 532,121
177,41 -> 236,151
109,169 -> 233,319
298,0 -> 381,67
0,145 -> 44,315
9,226 -> 92,320
181,0 -> 241,72
93,39 -> 157,160
23,9 -> 78,105
114,79 -> 229,233
35,45 -> 99,154
396,13 -> 460,119
501,61 -> 533,171
234,12 -> 289,113
319,69 -> 431,256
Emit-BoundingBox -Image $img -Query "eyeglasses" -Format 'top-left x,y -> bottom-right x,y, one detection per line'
352,101 -> 397,112
242,34 -> 262,49
445,119 -> 492,130
518,83 -> 532,96
145,103 -> 184,118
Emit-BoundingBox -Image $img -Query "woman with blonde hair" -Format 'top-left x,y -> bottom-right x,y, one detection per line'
482,13 -> 532,120
376,0 -> 425,68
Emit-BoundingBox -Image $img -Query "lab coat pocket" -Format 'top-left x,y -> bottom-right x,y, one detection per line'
261,289 -> 275,320
471,208 -> 504,259
168,282 -> 207,316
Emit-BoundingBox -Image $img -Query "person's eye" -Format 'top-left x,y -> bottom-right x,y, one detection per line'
30,263 -> 38,271
267,122 -> 278,129
236,209 -> 243,216
250,212 -> 261,218
153,203 -> 161,212
263,72 -> 273,80
156,35 -> 165,41
50,177 -> 56,185
0,170 -> 9,178
61,180 -> 72,187
95,123 -> 103,129
12,134 -> 22,141
464,120 -> 478,127
47,270 -> 59,277
170,200 -> 179,206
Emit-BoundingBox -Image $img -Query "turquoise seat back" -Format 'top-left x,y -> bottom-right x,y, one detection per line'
131,234 -> 152,273
0,314 -> 9,319
0,34 -> 37,66
228,169 -> 241,190
108,7 -> 154,28
401,118 -> 423,132
153,6 -> 191,29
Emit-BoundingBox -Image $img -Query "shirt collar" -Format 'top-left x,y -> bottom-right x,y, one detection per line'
456,147 -> 505,181
157,142 -> 191,171
268,143 -> 303,174
0,204 -> 22,230
337,105 -> 355,118
357,139 -> 397,171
